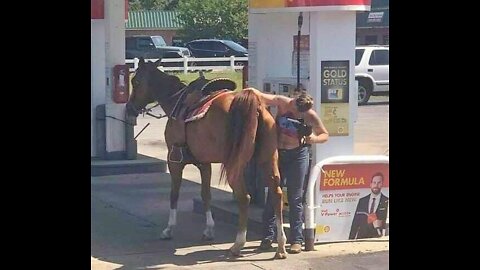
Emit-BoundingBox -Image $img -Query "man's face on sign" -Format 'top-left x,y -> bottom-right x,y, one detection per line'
370,175 -> 383,195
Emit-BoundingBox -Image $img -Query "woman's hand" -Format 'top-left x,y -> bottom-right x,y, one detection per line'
305,134 -> 316,144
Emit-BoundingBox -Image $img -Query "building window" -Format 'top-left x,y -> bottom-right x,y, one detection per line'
365,35 -> 378,45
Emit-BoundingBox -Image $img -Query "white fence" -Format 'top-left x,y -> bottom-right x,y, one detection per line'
126,56 -> 248,73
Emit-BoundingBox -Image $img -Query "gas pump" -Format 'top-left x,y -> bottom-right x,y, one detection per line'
247,11 -> 308,205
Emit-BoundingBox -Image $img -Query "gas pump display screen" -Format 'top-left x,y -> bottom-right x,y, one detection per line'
264,83 -> 271,93
280,84 -> 290,94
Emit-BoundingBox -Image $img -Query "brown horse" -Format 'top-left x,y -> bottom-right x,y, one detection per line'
126,58 -> 287,259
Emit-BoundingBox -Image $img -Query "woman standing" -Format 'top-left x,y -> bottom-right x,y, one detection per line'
248,87 -> 329,254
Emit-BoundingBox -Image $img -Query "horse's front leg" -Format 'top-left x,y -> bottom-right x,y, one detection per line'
195,162 -> 215,240
160,161 -> 186,240
229,180 -> 250,257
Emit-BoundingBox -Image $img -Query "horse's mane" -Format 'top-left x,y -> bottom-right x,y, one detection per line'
148,67 -> 186,101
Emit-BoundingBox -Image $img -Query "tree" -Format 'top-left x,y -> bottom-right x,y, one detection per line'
128,0 -> 179,11
176,0 -> 247,42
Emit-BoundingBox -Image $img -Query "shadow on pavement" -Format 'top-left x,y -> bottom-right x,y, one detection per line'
109,247 -> 276,270
91,172 -> 267,269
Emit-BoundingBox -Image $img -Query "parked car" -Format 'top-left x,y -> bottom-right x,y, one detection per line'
185,39 -> 248,66
355,45 -> 389,104
125,35 -> 191,67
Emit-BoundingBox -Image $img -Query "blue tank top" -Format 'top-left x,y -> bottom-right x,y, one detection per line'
277,112 -> 301,138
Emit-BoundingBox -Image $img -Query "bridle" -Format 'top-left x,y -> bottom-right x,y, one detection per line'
132,83 -> 189,119
128,62 -> 189,118
140,102 -> 165,119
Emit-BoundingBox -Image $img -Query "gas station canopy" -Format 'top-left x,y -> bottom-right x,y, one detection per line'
250,0 -> 371,13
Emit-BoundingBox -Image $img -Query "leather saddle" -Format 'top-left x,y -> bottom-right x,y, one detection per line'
170,76 -> 236,120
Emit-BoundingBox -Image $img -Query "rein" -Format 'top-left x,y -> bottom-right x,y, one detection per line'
142,103 -> 166,119
140,84 -> 188,119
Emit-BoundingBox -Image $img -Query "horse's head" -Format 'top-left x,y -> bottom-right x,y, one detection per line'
126,57 -> 183,117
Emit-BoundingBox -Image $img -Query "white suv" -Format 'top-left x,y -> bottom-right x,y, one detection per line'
355,45 -> 389,104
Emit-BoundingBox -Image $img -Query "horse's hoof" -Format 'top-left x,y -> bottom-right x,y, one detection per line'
202,234 -> 214,241
160,229 -> 173,240
202,227 -> 215,241
274,252 -> 287,259
159,234 -> 172,240
229,247 -> 242,257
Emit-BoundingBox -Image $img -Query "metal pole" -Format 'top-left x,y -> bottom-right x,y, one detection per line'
297,12 -> 303,90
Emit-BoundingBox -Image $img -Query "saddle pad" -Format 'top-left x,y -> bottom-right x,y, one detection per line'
184,90 -> 230,123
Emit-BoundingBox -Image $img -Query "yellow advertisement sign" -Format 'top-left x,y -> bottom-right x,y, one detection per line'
250,0 -> 284,8
315,224 -> 331,235
321,103 -> 349,136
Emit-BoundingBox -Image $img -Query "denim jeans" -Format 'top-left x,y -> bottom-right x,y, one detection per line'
262,146 -> 309,244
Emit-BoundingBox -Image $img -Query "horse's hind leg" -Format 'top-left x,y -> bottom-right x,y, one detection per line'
229,180 -> 250,256
261,156 -> 287,259
160,162 -> 186,240
195,163 -> 215,240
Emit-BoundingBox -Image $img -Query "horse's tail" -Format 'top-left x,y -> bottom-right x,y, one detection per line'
220,89 -> 261,188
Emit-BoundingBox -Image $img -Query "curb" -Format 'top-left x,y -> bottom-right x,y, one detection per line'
91,154 -> 167,176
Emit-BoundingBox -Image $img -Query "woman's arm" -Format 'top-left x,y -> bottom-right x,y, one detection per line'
304,110 -> 329,144
245,87 -> 291,107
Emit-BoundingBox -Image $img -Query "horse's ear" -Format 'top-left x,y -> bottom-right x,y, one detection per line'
138,57 -> 145,67
154,58 -> 162,67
